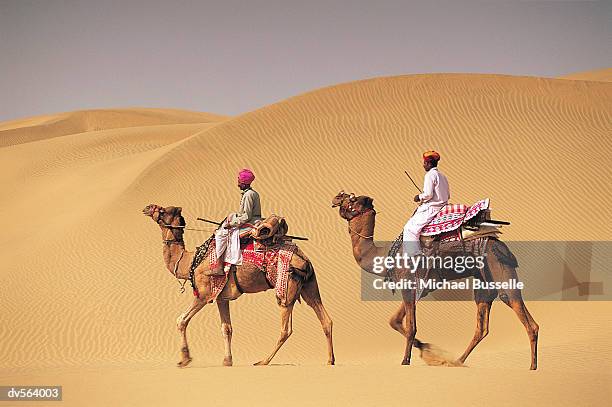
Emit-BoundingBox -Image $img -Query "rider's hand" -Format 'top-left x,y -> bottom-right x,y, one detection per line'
413,194 -> 421,203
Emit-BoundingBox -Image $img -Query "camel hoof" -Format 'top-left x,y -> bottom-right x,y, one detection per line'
223,357 -> 233,367
253,360 -> 268,366
177,357 -> 192,368
327,360 -> 335,366
401,359 -> 410,366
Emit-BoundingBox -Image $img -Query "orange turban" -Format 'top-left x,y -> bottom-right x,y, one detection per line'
423,150 -> 441,162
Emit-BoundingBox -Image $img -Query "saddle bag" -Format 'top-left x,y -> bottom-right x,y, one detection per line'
251,214 -> 288,242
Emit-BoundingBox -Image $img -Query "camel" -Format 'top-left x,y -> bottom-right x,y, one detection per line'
143,204 -> 335,367
331,192 -> 539,369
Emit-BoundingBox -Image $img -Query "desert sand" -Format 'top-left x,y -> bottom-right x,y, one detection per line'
1,73 -> 611,406
558,67 -> 612,82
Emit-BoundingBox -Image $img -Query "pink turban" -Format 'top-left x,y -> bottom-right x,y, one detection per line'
238,168 -> 255,185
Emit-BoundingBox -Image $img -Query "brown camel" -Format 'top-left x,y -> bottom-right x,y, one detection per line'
331,192 -> 539,370
143,204 -> 335,367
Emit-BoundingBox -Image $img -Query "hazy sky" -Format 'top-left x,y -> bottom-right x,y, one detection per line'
1,0 -> 610,121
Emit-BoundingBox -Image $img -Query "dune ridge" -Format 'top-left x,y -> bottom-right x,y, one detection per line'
0,107 -> 229,147
558,67 -> 612,82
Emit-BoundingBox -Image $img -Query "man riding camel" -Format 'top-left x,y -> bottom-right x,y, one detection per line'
403,151 -> 450,257
206,168 -> 262,276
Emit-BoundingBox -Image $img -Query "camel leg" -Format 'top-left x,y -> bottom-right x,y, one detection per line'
488,253 -> 539,370
401,292 -> 417,365
254,304 -> 294,366
300,274 -> 335,365
389,303 -> 407,336
390,304 -> 429,353
524,307 -> 539,369
176,297 -> 207,368
457,299 -> 493,364
310,302 -> 335,365
217,300 -> 233,366
501,295 -> 539,370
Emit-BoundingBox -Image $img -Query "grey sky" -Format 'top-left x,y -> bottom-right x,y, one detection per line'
1,0 -> 610,121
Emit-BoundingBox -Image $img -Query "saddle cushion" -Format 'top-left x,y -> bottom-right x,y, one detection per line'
421,199 -> 490,236
250,214 -> 288,241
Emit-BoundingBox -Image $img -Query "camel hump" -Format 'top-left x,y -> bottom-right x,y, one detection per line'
251,214 -> 288,241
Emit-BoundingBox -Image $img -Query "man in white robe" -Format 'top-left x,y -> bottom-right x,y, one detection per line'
403,151 -> 450,257
206,168 -> 262,275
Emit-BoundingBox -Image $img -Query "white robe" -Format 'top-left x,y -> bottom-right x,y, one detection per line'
403,167 -> 450,256
215,219 -> 243,265
215,187 -> 263,266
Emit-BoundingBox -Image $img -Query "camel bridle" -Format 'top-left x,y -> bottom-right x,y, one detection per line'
334,194 -> 375,239
150,206 -> 185,246
347,209 -> 375,239
149,205 -> 190,292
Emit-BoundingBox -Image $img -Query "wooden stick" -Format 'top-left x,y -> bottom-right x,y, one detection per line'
196,217 -> 309,241
404,170 -> 423,193
197,217 -> 222,226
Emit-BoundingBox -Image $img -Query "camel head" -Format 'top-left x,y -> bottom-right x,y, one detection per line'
331,190 -> 352,208
331,190 -> 375,221
142,204 -> 186,242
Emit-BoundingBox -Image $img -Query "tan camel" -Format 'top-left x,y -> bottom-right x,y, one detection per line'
143,204 -> 335,367
331,192 -> 539,370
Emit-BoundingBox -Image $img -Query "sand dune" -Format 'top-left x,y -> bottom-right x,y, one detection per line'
558,67 -> 612,82
1,74 -> 610,406
0,107 -> 228,147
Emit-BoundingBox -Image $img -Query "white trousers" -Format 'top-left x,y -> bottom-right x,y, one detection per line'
214,220 -> 242,265
403,204 -> 444,256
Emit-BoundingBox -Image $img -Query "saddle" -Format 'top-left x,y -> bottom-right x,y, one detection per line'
249,214 -> 289,247
421,199 -> 491,237
419,204 -> 499,256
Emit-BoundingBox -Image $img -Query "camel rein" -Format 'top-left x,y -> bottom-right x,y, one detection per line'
347,208 -> 375,239
160,223 -> 213,232
348,223 -> 374,239
155,212 -> 215,295
172,249 -> 188,293
155,214 -> 191,292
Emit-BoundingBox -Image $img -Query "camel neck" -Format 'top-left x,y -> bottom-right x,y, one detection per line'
348,212 -> 385,273
163,243 -> 190,280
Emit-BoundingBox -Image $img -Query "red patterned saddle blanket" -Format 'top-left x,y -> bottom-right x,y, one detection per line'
241,242 -> 296,303
206,240 -> 296,304
421,198 -> 490,236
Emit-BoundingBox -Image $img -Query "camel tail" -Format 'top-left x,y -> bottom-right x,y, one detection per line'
304,261 -> 315,282
490,239 -> 519,268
